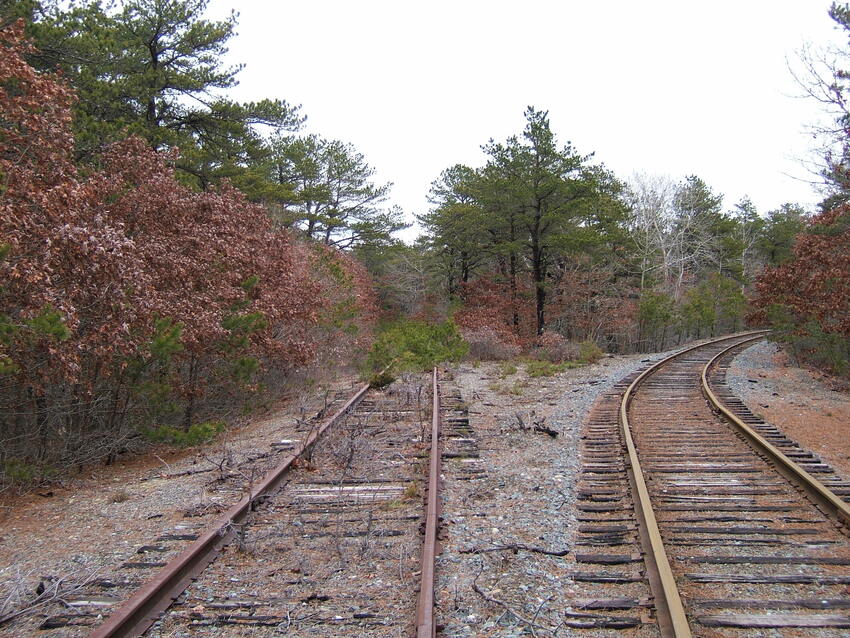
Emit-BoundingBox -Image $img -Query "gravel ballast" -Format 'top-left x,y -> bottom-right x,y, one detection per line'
434,350 -> 670,637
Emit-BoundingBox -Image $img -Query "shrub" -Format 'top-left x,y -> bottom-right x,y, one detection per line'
535,331 -> 580,362
110,490 -> 130,503
0,24 -> 381,485
142,421 -> 225,447
578,340 -> 604,364
2,458 -> 38,485
461,327 -> 522,361
365,319 -> 468,374
368,370 -> 395,389
790,320 -> 849,375
638,290 -> 676,350
749,206 -> 850,376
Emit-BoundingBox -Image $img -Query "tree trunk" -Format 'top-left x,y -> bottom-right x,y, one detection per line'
182,354 -> 199,431
531,233 -> 545,335
508,214 -> 519,328
509,251 -> 519,328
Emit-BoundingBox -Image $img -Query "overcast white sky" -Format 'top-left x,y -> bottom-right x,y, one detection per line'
209,1 -> 847,239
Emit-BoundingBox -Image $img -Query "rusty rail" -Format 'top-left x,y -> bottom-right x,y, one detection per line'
88,381 -> 372,638
702,337 -> 850,529
415,367 -> 441,638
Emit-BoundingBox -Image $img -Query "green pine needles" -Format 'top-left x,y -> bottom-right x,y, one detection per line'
365,319 -> 468,381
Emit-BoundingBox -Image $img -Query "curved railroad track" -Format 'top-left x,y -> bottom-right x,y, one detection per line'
603,332 -> 850,637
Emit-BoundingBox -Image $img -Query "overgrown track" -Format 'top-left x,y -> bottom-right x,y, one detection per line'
415,368 -> 442,638
69,371 -> 444,638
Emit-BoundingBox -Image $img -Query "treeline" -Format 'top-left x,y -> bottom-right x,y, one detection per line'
359,4 -> 849,373
750,205 -> 850,374
414,108 -> 807,358
3,0 -> 849,488
0,3 -> 392,486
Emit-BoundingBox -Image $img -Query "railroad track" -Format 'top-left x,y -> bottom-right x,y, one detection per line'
36,370 -> 445,637
15,333 -> 850,636
577,332 -> 850,636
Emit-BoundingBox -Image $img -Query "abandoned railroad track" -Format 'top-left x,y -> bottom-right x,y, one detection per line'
17,371 -> 442,638
143,373 -> 438,637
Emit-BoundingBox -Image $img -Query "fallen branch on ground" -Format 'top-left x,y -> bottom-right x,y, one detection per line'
0,568 -> 100,627
461,543 -> 569,556
471,560 -> 552,636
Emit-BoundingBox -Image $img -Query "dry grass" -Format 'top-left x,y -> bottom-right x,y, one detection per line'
109,489 -> 130,503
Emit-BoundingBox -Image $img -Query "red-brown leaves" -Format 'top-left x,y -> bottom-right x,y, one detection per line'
0,21 -> 375,395
749,205 -> 850,342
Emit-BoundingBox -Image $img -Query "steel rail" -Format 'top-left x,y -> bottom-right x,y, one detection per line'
618,330 -> 767,638
88,381 -> 373,638
415,367 -> 442,638
702,337 -> 850,529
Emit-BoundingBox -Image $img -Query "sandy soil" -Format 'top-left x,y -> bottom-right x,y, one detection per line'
727,340 -> 850,481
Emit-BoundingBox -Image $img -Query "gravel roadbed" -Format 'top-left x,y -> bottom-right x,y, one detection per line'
5,337 -> 842,637
435,350 -> 671,637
